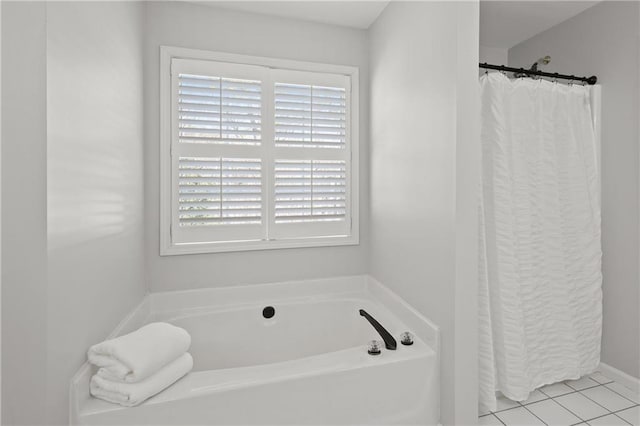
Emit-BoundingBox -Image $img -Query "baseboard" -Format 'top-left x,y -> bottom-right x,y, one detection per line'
599,362 -> 640,393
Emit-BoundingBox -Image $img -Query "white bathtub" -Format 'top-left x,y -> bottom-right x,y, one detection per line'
72,276 -> 440,425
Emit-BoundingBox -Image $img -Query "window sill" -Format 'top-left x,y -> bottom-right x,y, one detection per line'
160,235 -> 359,256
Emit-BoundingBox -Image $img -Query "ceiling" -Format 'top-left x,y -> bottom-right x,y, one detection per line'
480,1 -> 599,49
191,1 -> 390,29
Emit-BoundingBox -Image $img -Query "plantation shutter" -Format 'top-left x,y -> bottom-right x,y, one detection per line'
269,69 -> 351,239
171,59 -> 268,244
168,57 -> 354,249
274,83 -> 347,149
274,160 -> 347,223
178,157 -> 263,226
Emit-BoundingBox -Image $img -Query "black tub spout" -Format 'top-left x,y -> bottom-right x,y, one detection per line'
359,309 -> 397,350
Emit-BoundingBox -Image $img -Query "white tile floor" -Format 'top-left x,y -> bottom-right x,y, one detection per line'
480,371 -> 640,425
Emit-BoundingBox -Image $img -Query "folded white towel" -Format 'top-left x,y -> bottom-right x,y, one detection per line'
90,352 -> 193,407
88,322 -> 191,383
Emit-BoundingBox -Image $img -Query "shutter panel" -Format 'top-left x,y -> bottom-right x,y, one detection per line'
274,160 -> 346,223
178,73 -> 261,145
178,157 -> 262,226
274,83 -> 346,149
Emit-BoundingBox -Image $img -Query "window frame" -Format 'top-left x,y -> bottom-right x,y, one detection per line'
160,46 -> 360,256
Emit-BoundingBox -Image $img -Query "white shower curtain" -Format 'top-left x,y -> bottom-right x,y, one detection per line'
478,73 -> 602,412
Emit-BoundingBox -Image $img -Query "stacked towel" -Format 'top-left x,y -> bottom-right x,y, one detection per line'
88,322 -> 193,407
90,353 -> 193,407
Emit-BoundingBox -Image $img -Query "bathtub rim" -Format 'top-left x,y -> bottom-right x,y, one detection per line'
80,340 -> 436,418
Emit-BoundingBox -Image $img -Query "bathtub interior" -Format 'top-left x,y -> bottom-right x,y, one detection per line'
157,298 -> 406,371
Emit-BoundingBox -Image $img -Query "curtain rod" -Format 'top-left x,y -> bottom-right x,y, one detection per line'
479,62 -> 597,85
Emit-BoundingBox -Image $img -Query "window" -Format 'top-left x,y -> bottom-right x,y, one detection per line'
160,47 -> 359,255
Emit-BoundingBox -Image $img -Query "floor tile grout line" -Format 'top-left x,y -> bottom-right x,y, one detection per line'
556,397 -> 638,426
581,411 -> 631,426
480,381 -> 639,422
602,382 -> 640,405
591,378 -> 615,386
538,386 -> 590,401
490,401 -> 549,425
486,384 -> 598,415
565,382 -> 604,393
578,386 -> 636,414
539,383 -> 605,400
609,403 -> 639,426
519,393 -> 551,406
611,411 -> 634,426
490,405 -> 521,415
571,389 -> 614,418
554,400 -> 638,426
520,402 -> 550,425
539,389 -> 578,399
492,413 -> 507,426
550,393 -> 603,423
571,406 -> 635,426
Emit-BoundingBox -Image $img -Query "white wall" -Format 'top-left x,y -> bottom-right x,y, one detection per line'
509,1 -> 640,379
144,1 -> 369,292
1,3 -> 481,424
1,2 -> 48,424
2,2 -> 147,424
45,2 -> 147,423
456,3 -> 481,422
479,45 -> 508,65
369,2 -> 479,424
1,0 -> 4,420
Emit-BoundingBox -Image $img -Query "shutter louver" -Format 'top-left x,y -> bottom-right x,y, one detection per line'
178,73 -> 261,145
178,157 -> 262,226
274,83 -> 346,149
274,160 -> 346,223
